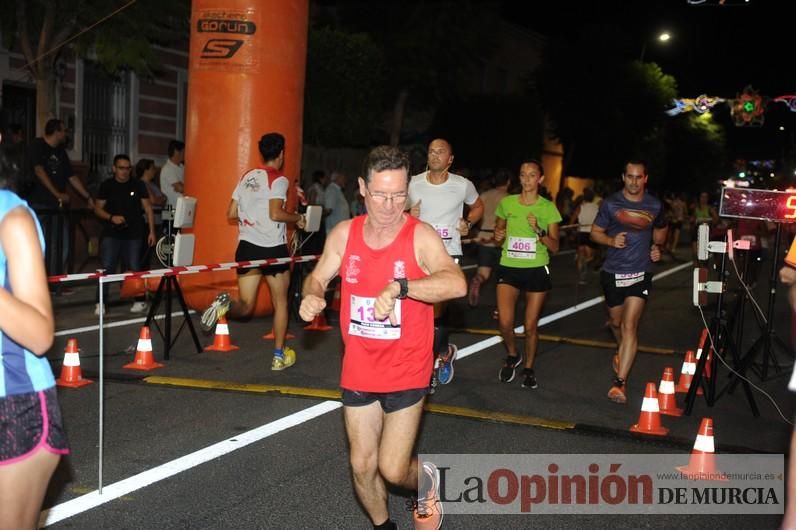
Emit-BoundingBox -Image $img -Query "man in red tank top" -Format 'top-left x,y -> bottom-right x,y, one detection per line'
300,146 -> 466,530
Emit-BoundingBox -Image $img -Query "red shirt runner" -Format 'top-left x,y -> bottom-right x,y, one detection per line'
339,214 -> 433,392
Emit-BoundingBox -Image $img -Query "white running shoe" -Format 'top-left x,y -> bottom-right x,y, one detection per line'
130,301 -> 148,313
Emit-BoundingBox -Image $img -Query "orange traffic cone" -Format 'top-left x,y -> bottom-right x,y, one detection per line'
675,350 -> 703,395
658,367 -> 683,416
205,317 -> 239,352
695,328 -> 712,379
56,338 -> 93,388
676,418 -> 726,480
329,282 -> 341,312
262,328 -> 295,340
629,382 -> 669,436
786,237 -> 796,267
124,326 -> 164,370
304,311 -> 333,331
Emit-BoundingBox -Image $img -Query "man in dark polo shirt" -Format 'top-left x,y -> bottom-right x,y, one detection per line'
93,154 -> 156,315
28,118 -> 94,276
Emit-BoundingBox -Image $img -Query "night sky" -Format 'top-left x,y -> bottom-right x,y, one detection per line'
505,0 -> 793,95
504,0 -> 795,161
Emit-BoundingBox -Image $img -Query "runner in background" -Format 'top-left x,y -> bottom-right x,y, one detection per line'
408,138 -> 483,388
494,160 -> 561,389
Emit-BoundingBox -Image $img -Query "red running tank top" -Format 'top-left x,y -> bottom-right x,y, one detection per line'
339,214 -> 433,392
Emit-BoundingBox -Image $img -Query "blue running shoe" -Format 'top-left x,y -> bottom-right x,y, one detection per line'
437,344 -> 458,385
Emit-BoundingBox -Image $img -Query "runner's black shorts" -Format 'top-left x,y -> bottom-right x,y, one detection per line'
342,388 -> 429,413
234,241 -> 290,276
496,264 -> 551,292
0,387 -> 69,463
600,270 -> 653,307
477,245 -> 501,268
576,232 -> 598,248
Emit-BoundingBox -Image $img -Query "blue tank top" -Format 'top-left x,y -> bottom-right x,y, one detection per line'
0,190 -> 55,397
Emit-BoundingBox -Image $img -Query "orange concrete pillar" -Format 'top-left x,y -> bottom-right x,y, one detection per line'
181,0 -> 308,314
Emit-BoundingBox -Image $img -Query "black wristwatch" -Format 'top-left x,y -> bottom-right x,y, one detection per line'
394,278 -> 409,299
536,229 -> 547,238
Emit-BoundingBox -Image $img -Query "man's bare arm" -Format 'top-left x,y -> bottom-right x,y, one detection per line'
466,196 -> 485,224
227,199 -> 238,221
652,226 -> 668,247
299,220 -> 349,321
68,175 -> 93,205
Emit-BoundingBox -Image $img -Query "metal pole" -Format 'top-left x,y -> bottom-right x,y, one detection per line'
98,270 -> 105,494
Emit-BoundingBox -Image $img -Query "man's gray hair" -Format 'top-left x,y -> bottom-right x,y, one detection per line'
362,146 -> 409,183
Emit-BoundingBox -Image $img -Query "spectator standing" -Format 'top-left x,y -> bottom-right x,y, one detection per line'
93,154 -> 157,315
324,171 -> 351,233
160,140 -> 185,207
350,188 -> 367,217
1,123 -> 26,194
27,119 -> 94,276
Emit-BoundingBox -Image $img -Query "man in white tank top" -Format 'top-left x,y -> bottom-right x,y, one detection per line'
408,138 -> 484,388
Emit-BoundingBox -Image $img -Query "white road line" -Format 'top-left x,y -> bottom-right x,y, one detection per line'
55,310 -> 196,337
456,261 -> 693,360
39,400 -> 341,527
39,260 -> 692,526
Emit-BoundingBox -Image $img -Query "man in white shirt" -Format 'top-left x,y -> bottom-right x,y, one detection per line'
202,133 -> 306,371
408,138 -> 484,387
324,171 -> 351,234
160,140 -> 185,206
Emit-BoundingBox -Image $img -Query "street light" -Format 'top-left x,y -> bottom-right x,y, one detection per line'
640,31 -> 672,62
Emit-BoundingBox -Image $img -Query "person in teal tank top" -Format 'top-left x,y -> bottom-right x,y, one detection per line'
0,149 -> 68,529
493,160 -> 562,389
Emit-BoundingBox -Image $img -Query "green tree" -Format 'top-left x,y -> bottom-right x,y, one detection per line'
658,113 -> 727,193
535,27 -> 677,178
303,27 -> 384,147
1,0 -> 188,133
432,93 -> 543,172
335,0 -> 500,145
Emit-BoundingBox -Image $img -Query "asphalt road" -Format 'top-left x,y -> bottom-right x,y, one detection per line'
37,244 -> 794,529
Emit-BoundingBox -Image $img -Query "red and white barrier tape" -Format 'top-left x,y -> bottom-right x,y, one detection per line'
48,254 -> 320,285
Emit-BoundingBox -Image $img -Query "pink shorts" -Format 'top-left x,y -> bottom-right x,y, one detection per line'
0,387 -> 69,465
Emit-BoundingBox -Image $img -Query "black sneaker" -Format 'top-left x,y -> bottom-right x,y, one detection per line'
521,368 -> 538,389
498,354 -> 523,383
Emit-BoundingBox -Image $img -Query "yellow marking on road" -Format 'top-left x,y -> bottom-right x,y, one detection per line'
457,328 -> 677,355
69,486 -> 96,495
144,376 -> 576,431
425,403 -> 575,430
143,376 -> 343,400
